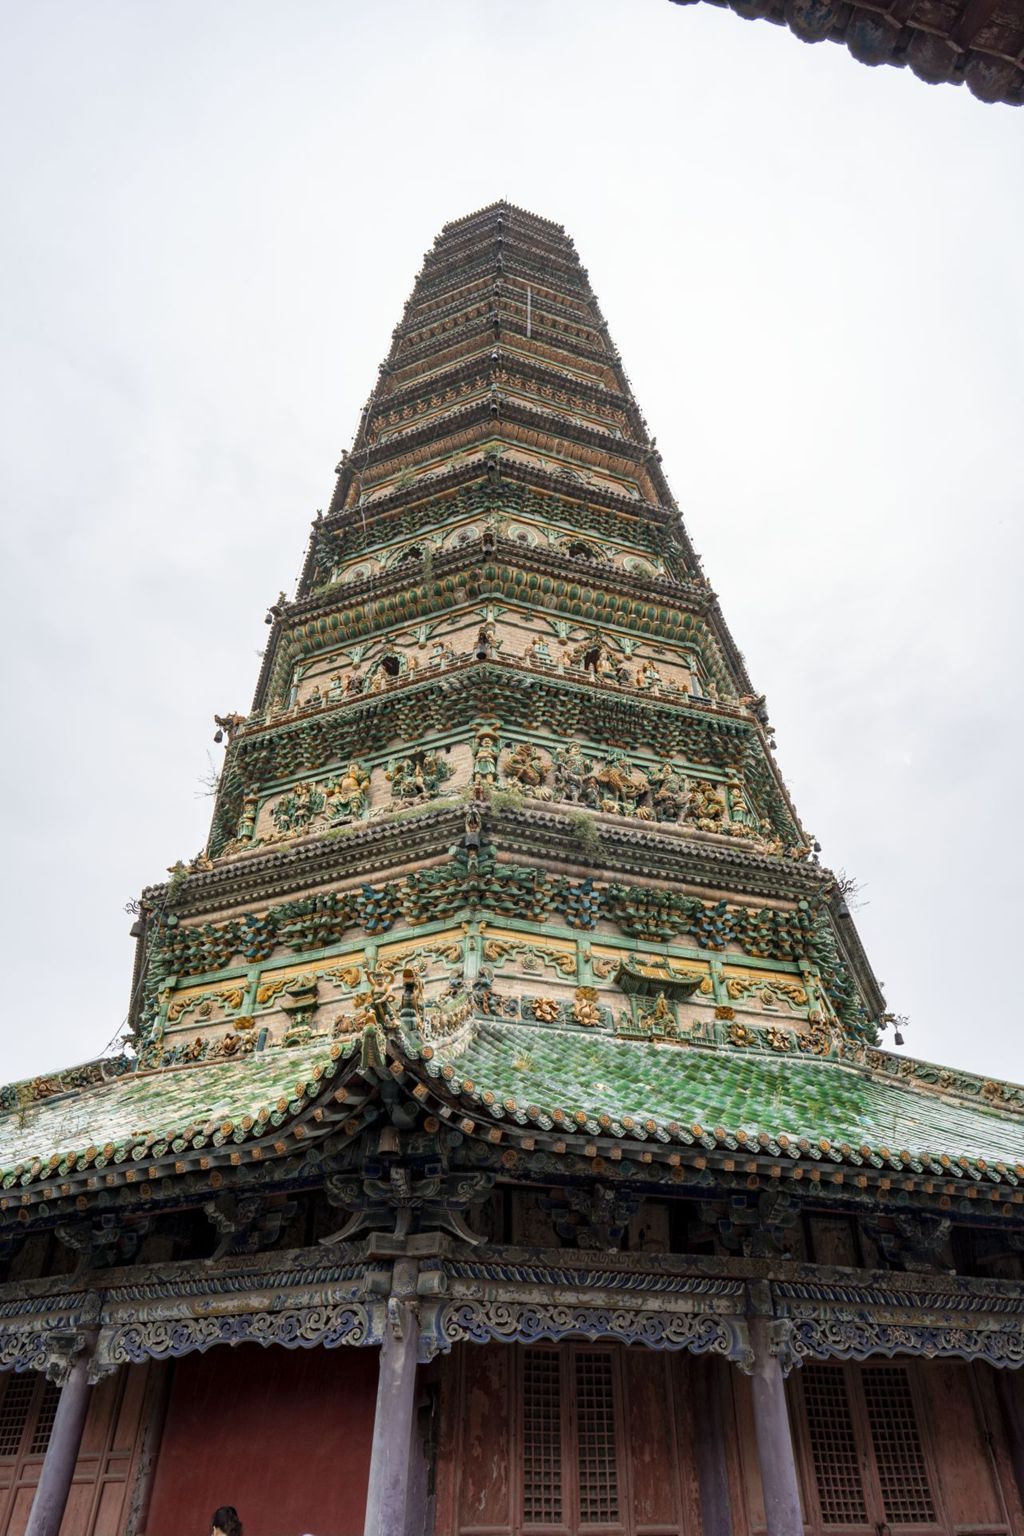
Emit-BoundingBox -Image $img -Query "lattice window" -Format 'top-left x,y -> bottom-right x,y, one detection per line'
802,1363 -> 868,1525
0,1374 -> 35,1458
862,1366 -> 936,1525
28,1379 -> 61,1455
523,1349 -> 563,1525
574,1351 -> 619,1525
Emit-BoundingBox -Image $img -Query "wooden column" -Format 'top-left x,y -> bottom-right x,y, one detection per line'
24,1344 -> 96,1536
124,1361 -> 173,1536
693,1356 -> 733,1536
403,1381 -> 436,1536
364,1299 -> 420,1536
748,1319 -> 803,1536
996,1367 -> 1024,1512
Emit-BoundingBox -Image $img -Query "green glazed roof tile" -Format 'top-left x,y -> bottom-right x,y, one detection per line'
421,1024 -> 1024,1175
5,1021 -> 1024,1195
0,1043 -> 347,1184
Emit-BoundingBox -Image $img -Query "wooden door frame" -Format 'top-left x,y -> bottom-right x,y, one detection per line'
791,1358 -> 953,1536
441,1339 -> 697,1536
515,1342 -> 632,1536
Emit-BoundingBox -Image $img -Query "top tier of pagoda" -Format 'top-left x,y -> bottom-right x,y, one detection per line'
319,200 -> 685,547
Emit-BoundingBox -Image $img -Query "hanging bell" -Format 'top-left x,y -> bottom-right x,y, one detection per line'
213,728 -> 224,744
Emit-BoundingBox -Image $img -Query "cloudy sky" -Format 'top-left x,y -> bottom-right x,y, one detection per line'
1,0 -> 1021,1087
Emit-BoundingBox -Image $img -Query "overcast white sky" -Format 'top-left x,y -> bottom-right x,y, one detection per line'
1,0 -> 1021,1087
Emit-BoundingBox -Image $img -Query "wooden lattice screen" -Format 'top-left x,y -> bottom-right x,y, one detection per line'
862,1366 -> 936,1525
522,1348 -> 564,1526
801,1360 -> 940,1530
802,1362 -> 869,1524
574,1351 -> 620,1525
0,1376 -> 35,1459
27,1381 -> 60,1458
444,1341 -> 699,1534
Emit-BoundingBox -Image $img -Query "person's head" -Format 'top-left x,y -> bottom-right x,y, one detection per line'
211,1508 -> 242,1536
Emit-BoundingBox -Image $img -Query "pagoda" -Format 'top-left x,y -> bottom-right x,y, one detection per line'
3,202 -> 1024,1536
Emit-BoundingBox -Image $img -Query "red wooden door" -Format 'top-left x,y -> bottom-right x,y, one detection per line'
437,1341 -> 700,1536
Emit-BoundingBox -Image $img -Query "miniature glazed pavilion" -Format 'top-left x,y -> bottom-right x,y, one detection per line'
4,202 -> 1024,1536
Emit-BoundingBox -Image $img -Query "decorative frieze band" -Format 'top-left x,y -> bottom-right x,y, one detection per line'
787,1314 -> 1024,1371
3,1253 -> 1024,1374
95,1302 -> 380,1371
424,1298 -> 753,1368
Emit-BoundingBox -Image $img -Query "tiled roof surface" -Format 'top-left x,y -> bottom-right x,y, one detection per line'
4,1022 -> 1024,1194
0,1044 -> 342,1185
420,1024 -> 1024,1175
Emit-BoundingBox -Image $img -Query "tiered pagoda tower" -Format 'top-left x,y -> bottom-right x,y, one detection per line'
188,198 -> 880,1074
4,203 -> 1024,1536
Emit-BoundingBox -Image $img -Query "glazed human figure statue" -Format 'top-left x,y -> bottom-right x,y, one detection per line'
473,724 -> 500,784
635,659 -> 657,690
475,619 -> 497,658
594,751 -> 650,816
552,739 -> 592,804
386,749 -> 451,800
429,640 -> 455,668
651,760 -> 688,822
526,633 -> 553,666
328,761 -> 371,821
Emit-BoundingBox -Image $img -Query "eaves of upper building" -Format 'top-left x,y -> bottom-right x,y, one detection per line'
257,550 -> 741,721
409,261 -> 596,325
297,531 -> 707,619
415,245 -> 594,309
308,474 -> 683,573
226,667 -> 784,856
143,802 -> 825,928
366,347 -> 642,428
351,401 -> 653,486
385,309 -> 616,389
668,0 -> 1024,104
317,455 -> 684,574
424,205 -> 577,265
403,272 -> 599,338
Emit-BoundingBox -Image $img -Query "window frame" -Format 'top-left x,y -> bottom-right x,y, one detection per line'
793,1358 -> 948,1536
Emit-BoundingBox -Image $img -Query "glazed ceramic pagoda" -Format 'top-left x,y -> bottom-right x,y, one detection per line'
3,204 -> 1024,1536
